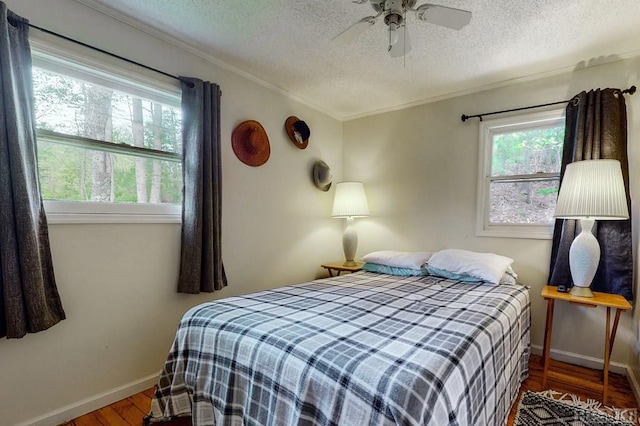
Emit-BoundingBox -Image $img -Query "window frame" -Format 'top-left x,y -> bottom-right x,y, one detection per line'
475,109 -> 565,239
31,39 -> 183,224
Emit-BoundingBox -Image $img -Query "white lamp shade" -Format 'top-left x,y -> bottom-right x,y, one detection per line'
554,159 -> 629,220
332,182 -> 369,218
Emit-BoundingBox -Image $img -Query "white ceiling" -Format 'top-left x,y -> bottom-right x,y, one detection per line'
76,0 -> 640,120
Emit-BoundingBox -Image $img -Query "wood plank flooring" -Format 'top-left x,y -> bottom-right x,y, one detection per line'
61,354 -> 638,425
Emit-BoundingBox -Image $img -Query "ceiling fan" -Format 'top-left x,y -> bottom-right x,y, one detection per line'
332,0 -> 472,57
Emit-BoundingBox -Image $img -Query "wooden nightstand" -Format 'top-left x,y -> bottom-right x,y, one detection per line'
321,261 -> 363,277
541,285 -> 632,403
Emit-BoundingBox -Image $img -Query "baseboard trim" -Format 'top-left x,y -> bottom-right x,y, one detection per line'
13,373 -> 158,426
530,344 -> 628,376
626,365 -> 640,405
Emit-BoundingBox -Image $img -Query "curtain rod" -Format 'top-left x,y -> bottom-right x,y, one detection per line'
461,86 -> 636,122
7,16 -> 181,82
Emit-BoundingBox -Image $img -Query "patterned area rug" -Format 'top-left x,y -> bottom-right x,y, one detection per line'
515,390 -> 636,425
143,413 -> 191,425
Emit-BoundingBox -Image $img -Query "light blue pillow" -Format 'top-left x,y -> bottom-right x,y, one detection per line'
422,265 -> 485,282
363,262 -> 424,276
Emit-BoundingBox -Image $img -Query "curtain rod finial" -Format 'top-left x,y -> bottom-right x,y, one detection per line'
461,114 -> 469,122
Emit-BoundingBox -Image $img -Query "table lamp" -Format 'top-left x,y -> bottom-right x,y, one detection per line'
332,182 -> 369,266
554,159 -> 629,297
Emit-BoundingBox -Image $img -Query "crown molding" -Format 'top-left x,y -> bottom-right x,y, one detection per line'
341,49 -> 640,121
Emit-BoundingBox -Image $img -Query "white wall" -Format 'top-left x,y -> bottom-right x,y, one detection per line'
0,1 -> 345,425
344,56 -> 640,373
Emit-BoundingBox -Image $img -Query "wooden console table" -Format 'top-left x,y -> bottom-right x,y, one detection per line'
541,285 -> 632,403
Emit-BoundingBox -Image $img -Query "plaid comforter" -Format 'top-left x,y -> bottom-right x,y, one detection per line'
148,272 -> 531,425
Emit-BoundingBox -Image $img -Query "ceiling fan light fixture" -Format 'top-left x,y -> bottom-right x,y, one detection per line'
385,12 -> 402,46
388,22 -> 399,45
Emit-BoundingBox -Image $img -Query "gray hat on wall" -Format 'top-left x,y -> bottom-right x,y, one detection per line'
312,161 -> 332,192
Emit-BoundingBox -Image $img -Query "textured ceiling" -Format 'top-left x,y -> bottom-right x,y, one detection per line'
75,0 -> 640,120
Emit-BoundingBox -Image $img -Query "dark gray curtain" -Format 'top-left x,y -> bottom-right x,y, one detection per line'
0,4 -> 66,338
177,77 -> 227,293
548,88 -> 633,300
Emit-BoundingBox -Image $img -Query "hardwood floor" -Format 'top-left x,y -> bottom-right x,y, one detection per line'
61,354 -> 638,425
61,387 -> 156,426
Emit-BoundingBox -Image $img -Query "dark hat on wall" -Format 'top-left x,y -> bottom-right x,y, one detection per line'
231,120 -> 270,167
285,116 -> 310,149
312,160 -> 332,192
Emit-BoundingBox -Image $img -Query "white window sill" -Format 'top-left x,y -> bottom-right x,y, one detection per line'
476,224 -> 553,240
44,200 -> 181,224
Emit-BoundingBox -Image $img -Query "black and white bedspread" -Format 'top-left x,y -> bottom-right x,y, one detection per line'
148,272 -> 531,425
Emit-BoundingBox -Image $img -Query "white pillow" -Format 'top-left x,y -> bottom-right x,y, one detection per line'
427,249 -> 514,284
361,250 -> 432,270
499,266 -> 518,285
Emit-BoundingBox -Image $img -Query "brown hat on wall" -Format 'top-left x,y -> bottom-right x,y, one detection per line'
232,120 -> 271,167
285,116 -> 310,149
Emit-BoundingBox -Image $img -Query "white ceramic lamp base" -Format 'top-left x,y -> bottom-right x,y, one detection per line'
568,218 -> 599,297
342,217 -> 358,267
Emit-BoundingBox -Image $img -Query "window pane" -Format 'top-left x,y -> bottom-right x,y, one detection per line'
38,141 -> 182,203
491,126 -> 564,176
489,180 -> 559,224
33,68 -> 182,153
33,66 -> 183,205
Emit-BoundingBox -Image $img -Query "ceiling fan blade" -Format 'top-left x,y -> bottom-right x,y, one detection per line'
415,4 -> 472,30
388,24 -> 412,58
332,16 -> 377,45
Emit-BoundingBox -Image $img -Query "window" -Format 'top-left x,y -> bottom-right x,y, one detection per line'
476,109 -> 565,239
31,47 -> 183,223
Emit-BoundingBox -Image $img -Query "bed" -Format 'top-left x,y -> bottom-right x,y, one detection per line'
146,266 -> 530,425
